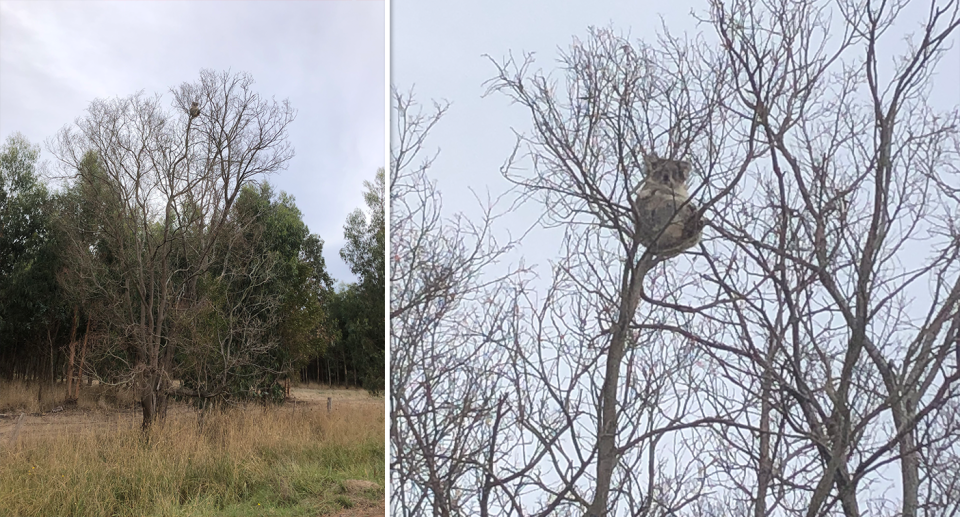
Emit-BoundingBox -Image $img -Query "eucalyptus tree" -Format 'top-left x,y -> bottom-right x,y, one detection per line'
340,167 -> 387,392
51,70 -> 296,430
391,0 -> 960,514
0,133 -> 67,381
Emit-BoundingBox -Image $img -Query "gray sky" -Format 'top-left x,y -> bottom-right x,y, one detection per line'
0,0 -> 385,285
392,0 -> 702,232
392,0 -> 959,272
391,0 -> 724,278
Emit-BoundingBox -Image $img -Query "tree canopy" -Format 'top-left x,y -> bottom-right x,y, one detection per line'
1,71 -> 384,431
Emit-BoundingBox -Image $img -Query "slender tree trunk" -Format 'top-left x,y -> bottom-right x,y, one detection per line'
66,307 -> 78,400
47,327 -> 55,384
586,255 -> 651,517
73,319 -> 90,400
756,383 -> 772,517
899,430 -> 919,517
141,379 -> 157,432
892,393 -> 920,517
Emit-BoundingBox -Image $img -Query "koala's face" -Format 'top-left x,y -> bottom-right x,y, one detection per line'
645,156 -> 692,187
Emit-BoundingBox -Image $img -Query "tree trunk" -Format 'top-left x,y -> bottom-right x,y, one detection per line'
140,372 -> 168,433
586,255 -> 651,517
47,327 -> 55,384
892,394 -> 920,517
756,347 -> 777,517
899,430 -> 919,517
141,386 -> 157,432
66,307 -> 78,400
73,319 -> 91,400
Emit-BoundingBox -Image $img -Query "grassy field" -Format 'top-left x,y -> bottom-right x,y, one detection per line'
0,380 -> 385,517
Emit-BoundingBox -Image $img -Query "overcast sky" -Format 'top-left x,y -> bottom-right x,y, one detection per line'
0,0 -> 385,285
392,0 -> 960,275
392,0 -> 707,264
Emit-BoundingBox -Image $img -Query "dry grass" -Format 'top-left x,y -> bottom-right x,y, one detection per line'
0,379 -> 138,414
0,382 -> 384,517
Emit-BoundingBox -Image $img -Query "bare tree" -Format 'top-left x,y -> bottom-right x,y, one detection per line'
690,0 -> 960,515
393,0 -> 959,514
393,24 -> 743,514
51,70 -> 296,430
391,87 -> 532,515
484,26 -> 744,516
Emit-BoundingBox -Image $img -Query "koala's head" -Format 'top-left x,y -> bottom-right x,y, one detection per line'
644,155 -> 692,187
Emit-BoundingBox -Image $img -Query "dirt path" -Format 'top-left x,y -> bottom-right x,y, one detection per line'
288,387 -> 383,408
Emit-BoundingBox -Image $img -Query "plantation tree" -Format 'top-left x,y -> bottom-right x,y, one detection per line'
326,283 -> 374,387
340,168 -> 386,392
0,133 -> 69,381
175,183 -> 330,408
50,70 -> 296,430
52,150 -> 129,393
392,0 -> 959,515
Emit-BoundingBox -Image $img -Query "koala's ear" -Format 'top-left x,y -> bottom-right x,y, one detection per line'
643,154 -> 660,173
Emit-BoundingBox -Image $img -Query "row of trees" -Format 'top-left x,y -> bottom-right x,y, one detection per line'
0,70 -> 385,429
391,0 -> 959,515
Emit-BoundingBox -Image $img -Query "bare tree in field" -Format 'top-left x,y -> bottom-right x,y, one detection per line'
392,0 -> 959,515
51,70 -> 296,430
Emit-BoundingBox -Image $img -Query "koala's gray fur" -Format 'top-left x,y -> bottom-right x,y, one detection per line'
189,101 -> 200,119
632,155 -> 703,258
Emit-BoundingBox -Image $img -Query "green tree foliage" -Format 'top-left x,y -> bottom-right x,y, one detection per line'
50,71 -> 298,429
0,133 -> 68,379
177,183 -> 334,406
1,75 -> 355,425
338,168 -> 385,393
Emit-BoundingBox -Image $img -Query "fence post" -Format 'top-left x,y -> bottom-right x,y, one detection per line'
8,412 -> 24,447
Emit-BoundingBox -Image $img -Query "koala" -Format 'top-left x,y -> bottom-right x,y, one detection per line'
189,101 -> 200,118
632,155 -> 703,258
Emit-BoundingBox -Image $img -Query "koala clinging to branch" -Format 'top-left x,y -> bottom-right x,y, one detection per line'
189,101 -> 200,119
631,155 -> 703,258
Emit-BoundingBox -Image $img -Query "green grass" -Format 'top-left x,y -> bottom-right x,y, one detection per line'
0,392 -> 384,517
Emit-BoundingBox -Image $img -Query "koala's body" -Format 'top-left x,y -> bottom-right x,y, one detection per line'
632,155 -> 703,257
189,101 -> 200,118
